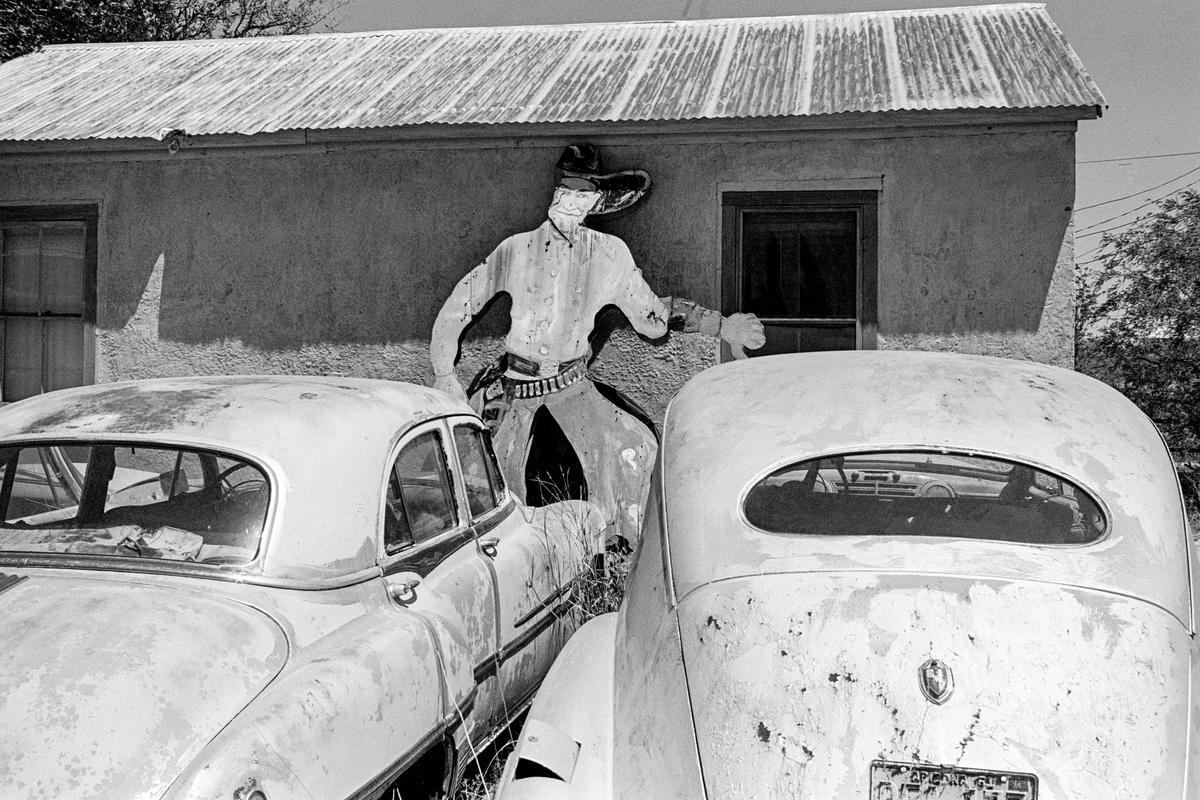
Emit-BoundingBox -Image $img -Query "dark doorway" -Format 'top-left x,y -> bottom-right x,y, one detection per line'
722,190 -> 878,356
524,407 -> 587,506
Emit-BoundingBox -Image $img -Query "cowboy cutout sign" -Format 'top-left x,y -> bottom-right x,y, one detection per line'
431,144 -> 765,545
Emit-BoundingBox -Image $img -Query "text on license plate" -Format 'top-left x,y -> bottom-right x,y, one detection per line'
870,760 -> 1038,799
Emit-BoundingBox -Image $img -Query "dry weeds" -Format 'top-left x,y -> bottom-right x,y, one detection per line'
452,479 -> 633,800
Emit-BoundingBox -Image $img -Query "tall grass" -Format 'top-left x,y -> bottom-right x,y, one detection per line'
451,478 -> 634,800
453,726 -> 521,800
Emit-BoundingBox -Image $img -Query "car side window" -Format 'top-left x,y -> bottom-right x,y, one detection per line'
453,425 -> 505,519
384,431 -> 458,555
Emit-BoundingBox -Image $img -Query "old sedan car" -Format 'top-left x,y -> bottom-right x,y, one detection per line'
497,351 -> 1198,800
0,376 -> 603,800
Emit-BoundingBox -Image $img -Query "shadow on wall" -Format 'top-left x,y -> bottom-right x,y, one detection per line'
97,144 -> 1072,372
98,248 -> 511,384
103,149 -> 558,351
98,244 -> 715,419
96,147 -> 678,384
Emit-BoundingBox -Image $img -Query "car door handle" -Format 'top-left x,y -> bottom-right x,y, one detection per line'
389,571 -> 422,602
479,536 -> 499,556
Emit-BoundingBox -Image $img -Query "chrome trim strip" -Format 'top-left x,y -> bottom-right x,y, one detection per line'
512,580 -> 572,629
471,499 -> 514,537
474,656 -> 498,684
499,594 -> 573,664
384,528 -> 475,579
452,685 -> 478,723
0,556 -> 382,591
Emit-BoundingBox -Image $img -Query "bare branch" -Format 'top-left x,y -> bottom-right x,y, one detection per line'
1,0 -> 343,60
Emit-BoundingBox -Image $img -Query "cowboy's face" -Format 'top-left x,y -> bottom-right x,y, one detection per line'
549,186 -> 601,223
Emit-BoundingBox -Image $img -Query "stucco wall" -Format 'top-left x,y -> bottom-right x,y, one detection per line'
0,121 -> 1076,421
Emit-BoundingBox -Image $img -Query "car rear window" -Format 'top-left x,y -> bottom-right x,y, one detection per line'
743,451 -> 1106,545
0,442 -> 269,565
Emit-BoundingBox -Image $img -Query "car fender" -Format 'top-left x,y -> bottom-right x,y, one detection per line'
163,608 -> 445,800
496,613 -> 617,800
158,720 -> 316,800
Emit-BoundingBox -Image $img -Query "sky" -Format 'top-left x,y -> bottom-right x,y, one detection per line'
333,0 -> 1199,261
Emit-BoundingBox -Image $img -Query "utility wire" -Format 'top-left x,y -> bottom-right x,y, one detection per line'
1076,177 -> 1200,235
1078,223 -> 1136,240
1078,150 -> 1200,165
1075,164 -> 1200,212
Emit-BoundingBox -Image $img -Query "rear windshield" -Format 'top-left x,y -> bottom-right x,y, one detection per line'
0,443 -> 269,566
744,451 -> 1106,545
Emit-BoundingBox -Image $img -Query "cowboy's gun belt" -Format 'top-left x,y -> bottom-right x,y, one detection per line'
504,357 -> 588,399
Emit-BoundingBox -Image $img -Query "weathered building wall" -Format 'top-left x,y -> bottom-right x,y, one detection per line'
0,121 -> 1076,421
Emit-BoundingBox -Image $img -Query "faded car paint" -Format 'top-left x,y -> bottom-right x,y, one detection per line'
663,352 -> 1191,627
495,351 -> 1198,800
500,615 -> 617,800
172,604 -> 444,800
492,501 -> 603,708
0,575 -> 288,799
610,488 -> 706,800
0,377 -> 603,800
678,573 -> 1189,798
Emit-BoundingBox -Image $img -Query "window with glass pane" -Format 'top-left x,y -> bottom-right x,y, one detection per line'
0,207 -> 96,401
453,425 -> 505,518
0,442 -> 268,565
743,451 -> 1107,545
722,192 -> 877,356
4,447 -> 82,521
385,431 -> 457,553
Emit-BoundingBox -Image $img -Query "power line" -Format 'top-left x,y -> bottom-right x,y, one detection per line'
1077,220 -> 1139,240
1077,150 -> 1200,165
1076,177 -> 1200,235
1075,164 -> 1200,212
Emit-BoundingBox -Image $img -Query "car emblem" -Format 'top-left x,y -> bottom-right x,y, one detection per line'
918,658 -> 954,705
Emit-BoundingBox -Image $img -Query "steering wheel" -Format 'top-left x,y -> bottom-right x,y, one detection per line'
217,463 -> 266,497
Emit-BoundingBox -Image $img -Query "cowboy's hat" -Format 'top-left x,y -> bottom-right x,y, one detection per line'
555,144 -> 651,216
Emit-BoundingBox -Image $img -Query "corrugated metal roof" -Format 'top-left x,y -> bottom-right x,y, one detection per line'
0,3 -> 1105,142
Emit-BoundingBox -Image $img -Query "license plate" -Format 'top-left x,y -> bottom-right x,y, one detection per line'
869,760 -> 1038,799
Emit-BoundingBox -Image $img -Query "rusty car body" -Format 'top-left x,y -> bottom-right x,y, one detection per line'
497,351 -> 1199,800
0,376 -> 603,800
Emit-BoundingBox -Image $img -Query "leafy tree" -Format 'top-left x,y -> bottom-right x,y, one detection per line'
1076,189 -> 1200,450
0,0 -> 345,62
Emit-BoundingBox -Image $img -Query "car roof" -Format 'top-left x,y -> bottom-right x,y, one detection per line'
0,375 -> 473,584
661,352 -> 1191,625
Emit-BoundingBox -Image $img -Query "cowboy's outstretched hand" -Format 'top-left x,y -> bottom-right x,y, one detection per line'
433,373 -> 467,401
720,312 -> 767,359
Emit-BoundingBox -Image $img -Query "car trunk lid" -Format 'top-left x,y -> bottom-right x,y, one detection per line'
0,572 -> 288,799
676,572 -> 1189,799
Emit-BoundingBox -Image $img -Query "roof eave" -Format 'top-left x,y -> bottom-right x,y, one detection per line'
0,106 -> 1102,158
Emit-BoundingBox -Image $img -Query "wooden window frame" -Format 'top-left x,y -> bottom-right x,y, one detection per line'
721,190 -> 878,352
0,204 -> 98,400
